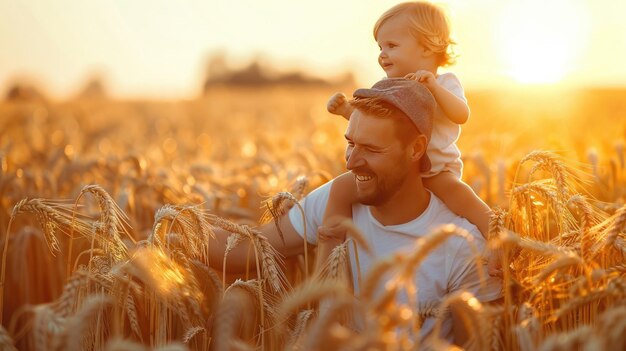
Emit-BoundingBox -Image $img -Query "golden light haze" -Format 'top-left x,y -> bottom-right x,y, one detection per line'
1,0 -> 626,99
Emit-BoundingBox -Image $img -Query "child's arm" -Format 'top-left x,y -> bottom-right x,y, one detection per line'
405,71 -> 470,125
423,171 -> 490,238
314,172 -> 356,273
327,93 -> 355,120
429,82 -> 470,124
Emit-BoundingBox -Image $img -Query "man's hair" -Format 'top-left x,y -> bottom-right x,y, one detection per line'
373,1 -> 457,67
349,96 -> 419,146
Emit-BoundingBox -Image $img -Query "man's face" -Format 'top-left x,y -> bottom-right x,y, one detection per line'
344,110 -> 413,206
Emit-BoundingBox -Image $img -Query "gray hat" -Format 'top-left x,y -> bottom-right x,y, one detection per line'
353,78 -> 435,172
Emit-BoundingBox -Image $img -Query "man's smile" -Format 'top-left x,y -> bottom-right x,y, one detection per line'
355,174 -> 373,182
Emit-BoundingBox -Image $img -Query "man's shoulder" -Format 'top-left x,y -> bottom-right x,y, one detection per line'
427,193 -> 483,239
300,179 -> 333,204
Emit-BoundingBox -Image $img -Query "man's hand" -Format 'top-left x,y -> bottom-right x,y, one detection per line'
314,222 -> 348,274
405,70 -> 437,90
317,221 -> 348,243
487,248 -> 503,277
326,92 -> 353,120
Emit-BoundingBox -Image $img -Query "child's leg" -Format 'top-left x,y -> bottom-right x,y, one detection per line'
315,172 -> 357,275
423,171 -> 491,238
424,172 -> 503,276
323,172 -> 356,227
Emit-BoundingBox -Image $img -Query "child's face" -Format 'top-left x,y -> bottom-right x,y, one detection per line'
376,14 -> 430,78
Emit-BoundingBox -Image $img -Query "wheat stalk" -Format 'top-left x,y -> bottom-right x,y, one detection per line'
302,298 -> 354,351
317,240 -> 349,282
0,324 -> 18,351
1,198 -> 91,323
533,253 -> 584,285
182,326 -> 205,343
361,256 -> 399,301
56,294 -> 112,351
427,291 -> 487,351
211,282 -> 258,351
537,325 -> 593,351
520,151 -> 573,202
286,309 -> 314,350
277,278 -> 350,324
103,337 -> 147,350
567,194 -> 596,259
79,185 -> 131,261
208,215 -> 288,293
596,305 -> 626,348
605,203 -> 626,248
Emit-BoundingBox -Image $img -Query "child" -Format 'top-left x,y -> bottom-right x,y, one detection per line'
321,2 -> 494,267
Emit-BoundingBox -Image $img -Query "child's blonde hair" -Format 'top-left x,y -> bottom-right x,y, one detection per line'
373,2 -> 457,67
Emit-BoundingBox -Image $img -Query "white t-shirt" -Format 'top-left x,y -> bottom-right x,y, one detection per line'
423,72 -> 466,178
288,180 -> 502,342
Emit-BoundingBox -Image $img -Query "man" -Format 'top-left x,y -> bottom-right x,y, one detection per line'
208,78 -> 501,345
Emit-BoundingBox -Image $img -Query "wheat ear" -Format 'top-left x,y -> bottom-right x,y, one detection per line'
605,204 -> 626,248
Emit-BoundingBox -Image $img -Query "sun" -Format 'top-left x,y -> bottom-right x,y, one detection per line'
495,0 -> 589,84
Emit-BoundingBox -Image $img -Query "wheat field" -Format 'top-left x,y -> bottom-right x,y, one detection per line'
0,85 -> 625,350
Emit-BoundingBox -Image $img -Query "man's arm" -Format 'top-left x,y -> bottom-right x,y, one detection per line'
207,215 -> 306,272
209,180 -> 332,272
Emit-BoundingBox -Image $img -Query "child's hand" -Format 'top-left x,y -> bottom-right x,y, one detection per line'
327,93 -> 352,120
405,70 -> 437,90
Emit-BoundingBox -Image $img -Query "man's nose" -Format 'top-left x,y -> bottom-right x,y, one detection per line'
346,147 -> 366,170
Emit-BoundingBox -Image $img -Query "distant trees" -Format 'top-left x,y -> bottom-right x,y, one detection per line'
203,52 -> 355,92
4,74 -> 108,103
5,83 -> 47,103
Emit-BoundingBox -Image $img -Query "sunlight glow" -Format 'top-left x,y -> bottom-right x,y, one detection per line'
2,1 -> 624,97
495,0 -> 589,84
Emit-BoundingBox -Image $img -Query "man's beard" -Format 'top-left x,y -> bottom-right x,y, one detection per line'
354,167 -> 406,206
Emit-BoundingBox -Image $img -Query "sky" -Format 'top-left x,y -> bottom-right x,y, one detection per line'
1,0 -> 626,99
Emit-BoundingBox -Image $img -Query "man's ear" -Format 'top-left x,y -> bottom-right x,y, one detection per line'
410,134 -> 428,162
